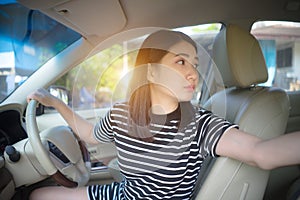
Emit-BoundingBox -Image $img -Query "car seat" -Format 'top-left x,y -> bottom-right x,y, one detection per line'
193,24 -> 290,200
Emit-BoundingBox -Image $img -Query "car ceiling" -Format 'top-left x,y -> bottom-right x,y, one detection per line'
18,0 -> 300,46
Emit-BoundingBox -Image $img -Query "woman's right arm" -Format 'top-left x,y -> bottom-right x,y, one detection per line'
27,88 -> 98,144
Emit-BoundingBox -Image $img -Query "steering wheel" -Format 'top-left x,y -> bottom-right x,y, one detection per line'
26,100 -> 90,187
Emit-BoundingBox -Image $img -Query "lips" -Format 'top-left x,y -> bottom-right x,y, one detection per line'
184,85 -> 195,91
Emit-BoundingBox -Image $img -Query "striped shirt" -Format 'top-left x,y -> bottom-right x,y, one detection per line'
88,102 -> 237,200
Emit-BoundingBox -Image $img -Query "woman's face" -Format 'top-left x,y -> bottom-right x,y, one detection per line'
149,41 -> 199,102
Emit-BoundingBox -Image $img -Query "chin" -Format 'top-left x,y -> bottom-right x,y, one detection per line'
178,96 -> 193,102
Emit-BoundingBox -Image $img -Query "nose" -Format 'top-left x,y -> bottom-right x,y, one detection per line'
186,64 -> 198,83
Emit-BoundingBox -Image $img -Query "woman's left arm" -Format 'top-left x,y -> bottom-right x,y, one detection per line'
216,128 -> 300,170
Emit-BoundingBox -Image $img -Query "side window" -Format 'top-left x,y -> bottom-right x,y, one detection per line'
251,21 -> 300,91
51,23 -> 222,110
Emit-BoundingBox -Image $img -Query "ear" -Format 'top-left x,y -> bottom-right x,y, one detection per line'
147,63 -> 155,82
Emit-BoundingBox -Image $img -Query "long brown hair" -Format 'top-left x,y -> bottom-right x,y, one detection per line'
127,30 -> 197,140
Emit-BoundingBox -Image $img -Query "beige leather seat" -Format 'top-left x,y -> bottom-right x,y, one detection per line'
194,24 -> 290,200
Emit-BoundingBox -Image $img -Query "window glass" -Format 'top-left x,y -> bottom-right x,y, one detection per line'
52,24 -> 222,110
251,21 -> 300,91
0,2 -> 81,102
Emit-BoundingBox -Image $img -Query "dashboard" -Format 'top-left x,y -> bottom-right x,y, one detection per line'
0,110 -> 27,156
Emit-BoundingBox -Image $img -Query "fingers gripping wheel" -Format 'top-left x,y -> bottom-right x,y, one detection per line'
26,100 -> 90,187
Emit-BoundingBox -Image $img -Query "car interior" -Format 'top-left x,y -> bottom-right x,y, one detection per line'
0,0 -> 300,200
195,24 -> 290,200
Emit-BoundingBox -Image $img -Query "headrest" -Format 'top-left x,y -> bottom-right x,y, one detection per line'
213,24 -> 268,88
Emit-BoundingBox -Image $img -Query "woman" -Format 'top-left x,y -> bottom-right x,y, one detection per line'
28,30 -> 300,200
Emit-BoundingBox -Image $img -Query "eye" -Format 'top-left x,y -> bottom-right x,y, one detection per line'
176,59 -> 185,65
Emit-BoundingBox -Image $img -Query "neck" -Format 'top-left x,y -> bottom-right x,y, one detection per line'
150,87 -> 179,115
151,103 -> 178,115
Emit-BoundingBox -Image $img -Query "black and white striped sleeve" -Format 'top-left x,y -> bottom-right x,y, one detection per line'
93,110 -> 115,143
197,109 -> 238,157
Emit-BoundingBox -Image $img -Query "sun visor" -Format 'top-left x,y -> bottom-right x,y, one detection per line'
19,0 -> 127,37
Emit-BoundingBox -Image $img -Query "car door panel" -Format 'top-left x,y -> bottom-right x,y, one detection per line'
0,157 -> 14,200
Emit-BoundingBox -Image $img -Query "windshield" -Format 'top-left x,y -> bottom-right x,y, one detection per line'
0,2 -> 81,102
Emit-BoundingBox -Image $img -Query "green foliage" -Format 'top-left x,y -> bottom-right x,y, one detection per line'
192,24 -> 220,33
